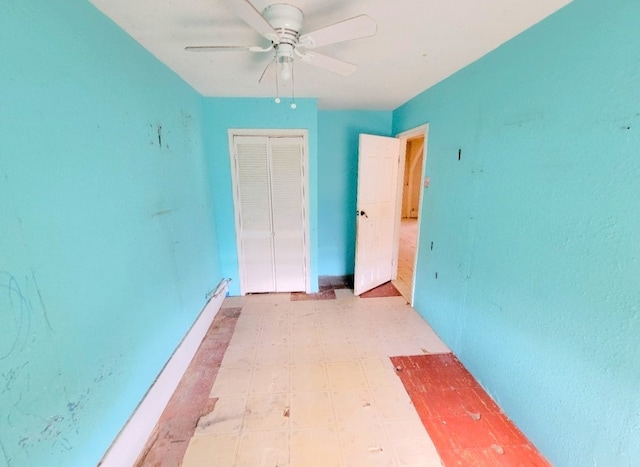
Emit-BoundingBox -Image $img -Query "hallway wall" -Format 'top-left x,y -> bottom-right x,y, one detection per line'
0,1 -> 220,465
393,0 -> 640,465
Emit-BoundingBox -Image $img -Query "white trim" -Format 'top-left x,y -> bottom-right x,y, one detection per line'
228,129 -> 311,295
394,124 -> 429,306
98,282 -> 229,467
396,124 -> 429,141
391,138 -> 407,280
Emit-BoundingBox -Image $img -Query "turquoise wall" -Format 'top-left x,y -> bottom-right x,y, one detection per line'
203,98 -> 319,295
317,111 -> 393,276
393,0 -> 640,465
0,1 -> 220,465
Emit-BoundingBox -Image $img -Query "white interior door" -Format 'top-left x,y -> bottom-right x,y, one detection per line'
354,134 -> 401,295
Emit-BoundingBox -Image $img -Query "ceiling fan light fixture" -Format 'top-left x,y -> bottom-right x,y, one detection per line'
279,57 -> 292,81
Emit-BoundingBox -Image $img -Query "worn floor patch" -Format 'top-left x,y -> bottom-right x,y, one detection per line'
135,307 -> 240,467
391,353 -> 551,466
360,281 -> 402,298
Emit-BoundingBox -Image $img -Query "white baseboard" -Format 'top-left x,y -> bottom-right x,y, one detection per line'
99,281 -> 229,467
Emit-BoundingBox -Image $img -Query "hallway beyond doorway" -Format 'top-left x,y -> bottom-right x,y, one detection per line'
393,218 -> 418,302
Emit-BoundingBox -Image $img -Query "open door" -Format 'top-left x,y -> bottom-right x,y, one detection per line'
353,134 -> 401,295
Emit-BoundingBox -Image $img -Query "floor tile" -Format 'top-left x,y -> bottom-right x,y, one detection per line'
323,340 -> 360,363
249,365 -> 289,394
235,430 -> 289,467
289,342 -> 325,364
220,344 -> 256,369
393,441 -> 442,467
335,288 -> 356,299
181,433 -> 239,466
290,362 -> 328,392
289,391 -> 335,428
337,423 -> 396,467
243,393 -> 290,432
290,427 -> 342,467
194,396 -> 246,436
327,361 -> 369,390
254,342 -> 290,367
209,367 -> 252,397
331,388 -> 378,426
371,385 -> 416,421
361,358 -> 401,387
384,419 -> 432,444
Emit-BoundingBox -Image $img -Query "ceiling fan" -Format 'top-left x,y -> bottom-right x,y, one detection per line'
185,1 -> 377,85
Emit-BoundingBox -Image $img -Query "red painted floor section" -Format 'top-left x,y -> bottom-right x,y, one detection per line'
135,307 -> 240,467
391,354 -> 551,467
360,281 -> 402,298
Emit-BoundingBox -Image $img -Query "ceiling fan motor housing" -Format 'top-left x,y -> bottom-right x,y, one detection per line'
263,3 -> 303,61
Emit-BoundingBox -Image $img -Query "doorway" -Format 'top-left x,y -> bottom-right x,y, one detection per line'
391,125 -> 428,304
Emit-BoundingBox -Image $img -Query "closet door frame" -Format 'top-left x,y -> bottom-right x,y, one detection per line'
228,129 -> 311,295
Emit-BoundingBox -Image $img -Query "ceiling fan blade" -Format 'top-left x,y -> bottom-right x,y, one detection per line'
185,45 -> 272,53
299,15 -> 377,49
297,51 -> 357,76
225,0 -> 279,42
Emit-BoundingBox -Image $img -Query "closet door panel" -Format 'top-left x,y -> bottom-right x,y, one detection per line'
233,136 -> 275,293
270,137 -> 307,292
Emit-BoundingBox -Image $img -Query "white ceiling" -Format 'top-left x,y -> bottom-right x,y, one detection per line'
89,0 -> 571,110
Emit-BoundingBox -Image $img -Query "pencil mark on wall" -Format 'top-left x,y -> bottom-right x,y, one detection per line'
152,209 -> 173,217
2,362 -> 29,396
182,111 -> 194,153
0,272 -> 32,360
30,270 -> 53,332
0,435 -> 12,467
7,388 -> 26,428
93,363 -> 115,383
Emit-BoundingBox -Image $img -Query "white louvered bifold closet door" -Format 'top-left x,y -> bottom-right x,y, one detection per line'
232,135 -> 308,294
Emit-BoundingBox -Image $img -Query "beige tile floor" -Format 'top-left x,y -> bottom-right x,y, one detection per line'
182,290 -> 449,467
393,218 -> 418,302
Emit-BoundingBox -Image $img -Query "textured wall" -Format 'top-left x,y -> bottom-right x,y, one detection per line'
393,0 -> 640,465
0,1 -> 220,465
317,111 -> 393,276
203,98 -> 319,295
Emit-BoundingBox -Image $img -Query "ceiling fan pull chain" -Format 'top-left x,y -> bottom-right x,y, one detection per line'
274,58 -> 281,104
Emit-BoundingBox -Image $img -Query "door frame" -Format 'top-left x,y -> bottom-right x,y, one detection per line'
392,124 -> 429,305
228,128 -> 311,295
